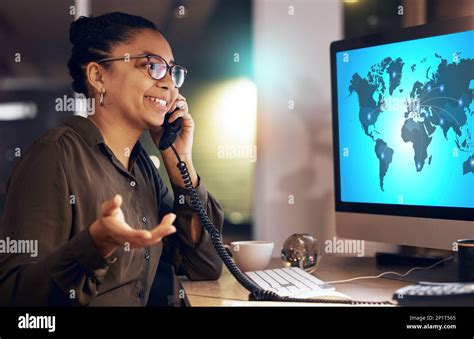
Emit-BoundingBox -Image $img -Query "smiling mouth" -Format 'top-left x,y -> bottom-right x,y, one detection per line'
144,96 -> 167,110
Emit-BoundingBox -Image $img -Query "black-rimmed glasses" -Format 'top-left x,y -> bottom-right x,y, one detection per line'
97,54 -> 187,88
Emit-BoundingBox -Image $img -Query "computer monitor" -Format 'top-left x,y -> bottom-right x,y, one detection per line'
330,16 -> 474,251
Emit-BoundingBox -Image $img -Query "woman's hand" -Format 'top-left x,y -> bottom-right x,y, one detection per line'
149,93 -> 199,188
149,93 -> 194,157
89,194 -> 176,258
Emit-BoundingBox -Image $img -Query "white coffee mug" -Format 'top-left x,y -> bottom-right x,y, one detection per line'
225,240 -> 274,272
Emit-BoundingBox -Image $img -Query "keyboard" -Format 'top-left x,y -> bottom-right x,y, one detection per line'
246,267 -> 334,298
393,282 -> 474,306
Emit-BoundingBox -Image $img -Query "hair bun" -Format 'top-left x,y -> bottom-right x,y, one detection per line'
69,16 -> 91,45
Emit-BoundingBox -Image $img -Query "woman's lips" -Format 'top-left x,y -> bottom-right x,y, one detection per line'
145,96 -> 168,112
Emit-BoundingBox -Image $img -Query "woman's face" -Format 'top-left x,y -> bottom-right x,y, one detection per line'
97,29 -> 180,130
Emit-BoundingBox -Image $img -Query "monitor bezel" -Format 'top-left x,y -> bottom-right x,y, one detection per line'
330,15 -> 474,222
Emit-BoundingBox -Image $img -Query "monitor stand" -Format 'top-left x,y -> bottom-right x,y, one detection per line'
376,245 -> 459,283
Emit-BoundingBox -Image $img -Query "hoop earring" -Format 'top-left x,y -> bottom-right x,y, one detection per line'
99,89 -> 105,107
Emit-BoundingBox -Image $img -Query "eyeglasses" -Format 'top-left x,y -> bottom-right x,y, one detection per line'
97,54 -> 187,88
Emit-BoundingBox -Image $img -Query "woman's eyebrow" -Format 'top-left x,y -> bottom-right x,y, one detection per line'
140,51 -> 175,64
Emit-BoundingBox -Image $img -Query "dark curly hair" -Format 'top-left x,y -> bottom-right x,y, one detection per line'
67,12 -> 160,96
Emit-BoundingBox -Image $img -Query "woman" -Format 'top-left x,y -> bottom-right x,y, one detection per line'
0,12 -> 224,306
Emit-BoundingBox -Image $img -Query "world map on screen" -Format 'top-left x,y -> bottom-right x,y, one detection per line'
337,30 -> 473,208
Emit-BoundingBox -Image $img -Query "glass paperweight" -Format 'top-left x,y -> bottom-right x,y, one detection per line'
281,233 -> 320,273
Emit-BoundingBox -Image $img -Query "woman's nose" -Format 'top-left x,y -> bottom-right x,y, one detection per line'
156,72 -> 175,90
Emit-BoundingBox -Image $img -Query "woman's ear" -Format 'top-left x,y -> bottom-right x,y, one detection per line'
86,62 -> 105,95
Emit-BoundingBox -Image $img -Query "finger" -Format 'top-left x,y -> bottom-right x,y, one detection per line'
100,194 -> 122,217
149,224 -> 176,243
171,97 -> 186,110
150,213 -> 177,239
181,111 -> 194,121
162,213 -> 177,226
171,100 -> 186,111
180,112 -> 195,129
169,109 -> 186,123
101,215 -> 153,241
126,224 -> 175,248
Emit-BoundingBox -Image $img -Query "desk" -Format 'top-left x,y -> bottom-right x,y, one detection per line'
180,255 -> 413,306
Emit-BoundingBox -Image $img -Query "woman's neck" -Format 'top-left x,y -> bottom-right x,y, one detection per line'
88,110 -> 143,170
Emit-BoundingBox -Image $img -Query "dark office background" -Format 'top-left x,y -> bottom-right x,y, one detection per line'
0,0 -> 472,241
0,0 -> 253,241
344,0 -> 473,38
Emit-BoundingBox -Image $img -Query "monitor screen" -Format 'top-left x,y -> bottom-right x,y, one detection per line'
335,29 -> 473,209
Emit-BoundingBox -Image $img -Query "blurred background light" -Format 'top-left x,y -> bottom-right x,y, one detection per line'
212,78 -> 257,143
187,77 -> 257,230
0,102 -> 37,120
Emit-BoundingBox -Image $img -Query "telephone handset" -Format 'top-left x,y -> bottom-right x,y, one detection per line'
155,107 -> 390,305
158,108 -> 184,151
